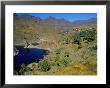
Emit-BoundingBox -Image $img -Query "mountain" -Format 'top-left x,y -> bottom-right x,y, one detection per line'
14,14 -> 97,34
14,14 -> 42,23
44,16 -> 72,25
14,14 -> 97,44
43,16 -> 73,31
73,18 -> 97,25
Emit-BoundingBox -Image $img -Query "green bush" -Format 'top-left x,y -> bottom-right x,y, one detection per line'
63,34 -> 71,44
80,31 -> 86,37
60,57 -> 70,67
53,56 -> 71,67
38,59 -> 51,72
55,48 -> 71,67
72,32 -> 81,45
83,30 -> 96,42
19,64 -> 31,75
88,45 -> 97,51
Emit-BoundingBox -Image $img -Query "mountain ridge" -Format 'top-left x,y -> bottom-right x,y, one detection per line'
15,14 -> 97,26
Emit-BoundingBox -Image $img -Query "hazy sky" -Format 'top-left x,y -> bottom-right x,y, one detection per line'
16,13 -> 97,22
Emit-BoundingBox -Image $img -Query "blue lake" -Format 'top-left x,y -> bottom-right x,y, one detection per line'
14,48 -> 48,70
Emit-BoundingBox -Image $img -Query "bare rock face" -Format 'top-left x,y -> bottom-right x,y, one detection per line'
14,47 -> 19,56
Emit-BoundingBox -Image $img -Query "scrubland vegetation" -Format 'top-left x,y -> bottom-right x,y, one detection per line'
14,14 -> 97,75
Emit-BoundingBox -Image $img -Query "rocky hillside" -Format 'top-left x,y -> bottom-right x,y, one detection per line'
14,14 -> 97,47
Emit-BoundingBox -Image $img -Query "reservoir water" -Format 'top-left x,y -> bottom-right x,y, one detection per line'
14,48 -> 48,70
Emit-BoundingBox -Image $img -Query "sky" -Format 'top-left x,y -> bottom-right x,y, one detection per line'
16,13 -> 97,22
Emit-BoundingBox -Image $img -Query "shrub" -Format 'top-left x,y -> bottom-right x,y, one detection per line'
49,46 -> 71,67
38,59 -> 51,72
54,45 -> 66,54
32,64 -> 37,71
88,45 -> 97,52
80,31 -> 86,37
19,64 -> 31,75
53,56 -> 71,67
63,34 -> 71,44
72,32 -> 81,45
60,57 -> 70,67
83,30 -> 96,42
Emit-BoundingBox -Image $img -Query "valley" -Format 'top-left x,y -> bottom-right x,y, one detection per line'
14,13 -> 97,75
